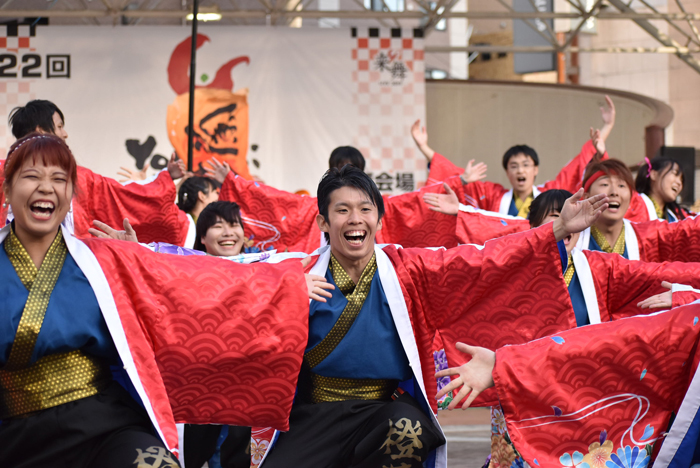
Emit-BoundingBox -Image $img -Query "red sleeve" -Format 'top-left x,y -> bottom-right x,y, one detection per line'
633,216 -> 700,262
673,290 -> 700,308
462,180 -> 508,212
426,152 -> 464,185
378,182 -> 459,248
220,172 -> 322,253
384,224 -> 573,407
455,210 -> 530,245
494,303 -> 700,468
583,250 -> 700,321
540,140 -> 607,192
625,192 -> 651,222
84,238 -> 309,434
73,168 -> 190,245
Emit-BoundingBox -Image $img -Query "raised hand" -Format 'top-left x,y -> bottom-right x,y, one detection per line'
435,342 -> 496,410
552,189 -> 609,241
410,119 -> 435,162
423,183 -> 459,216
306,274 -> 335,302
117,166 -> 148,183
167,153 -> 186,180
204,157 -> 232,184
461,159 -> 488,184
637,281 -> 673,309
599,95 -> 616,142
590,127 -> 605,158
89,218 -> 139,243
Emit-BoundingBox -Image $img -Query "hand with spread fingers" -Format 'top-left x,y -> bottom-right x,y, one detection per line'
638,281 -> 673,309
204,157 -> 233,184
552,189 -> 609,241
460,159 -> 488,185
89,218 -> 139,243
117,166 -> 148,183
423,183 -> 459,216
435,342 -> 496,410
305,274 -> 335,302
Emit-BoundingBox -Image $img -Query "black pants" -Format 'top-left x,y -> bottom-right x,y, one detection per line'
262,393 -> 445,468
183,424 -> 251,468
0,382 -> 180,468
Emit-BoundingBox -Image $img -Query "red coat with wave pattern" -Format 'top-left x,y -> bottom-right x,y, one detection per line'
493,302 -> 700,467
82,238 -> 309,449
0,160 -> 190,245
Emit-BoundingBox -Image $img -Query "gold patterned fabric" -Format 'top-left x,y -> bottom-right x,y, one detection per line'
650,197 -> 665,220
563,254 -> 575,287
590,225 -> 626,255
304,253 -> 377,369
0,228 -> 109,417
308,373 -> 397,403
514,193 -> 534,218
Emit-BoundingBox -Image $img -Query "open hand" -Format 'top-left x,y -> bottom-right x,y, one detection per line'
117,166 -> 148,183
204,157 -> 232,184
423,183 -> 459,216
553,189 -> 608,241
410,119 -> 435,161
435,342 -> 496,410
638,281 -> 673,309
306,274 -> 335,302
89,218 -> 139,243
167,153 -> 186,180
462,159 -> 488,184
590,127 -> 606,158
601,95 -> 616,127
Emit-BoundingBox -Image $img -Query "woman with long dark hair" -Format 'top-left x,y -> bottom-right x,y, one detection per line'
635,156 -> 689,222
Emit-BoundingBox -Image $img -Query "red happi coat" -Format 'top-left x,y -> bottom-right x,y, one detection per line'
427,140 -> 605,213
33,225 -> 309,455
493,302 -> 700,467
219,173 -> 461,252
0,160 -> 190,245
454,207 -> 530,245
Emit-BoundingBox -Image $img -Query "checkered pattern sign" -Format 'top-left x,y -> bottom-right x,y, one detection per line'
0,24 -> 38,157
351,27 -> 427,194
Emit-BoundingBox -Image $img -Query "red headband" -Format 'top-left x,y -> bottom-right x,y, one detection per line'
583,170 -> 609,192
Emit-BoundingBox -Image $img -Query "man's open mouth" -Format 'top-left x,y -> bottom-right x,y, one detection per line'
30,201 -> 55,219
608,202 -> 620,210
344,230 -> 367,246
517,177 -> 526,183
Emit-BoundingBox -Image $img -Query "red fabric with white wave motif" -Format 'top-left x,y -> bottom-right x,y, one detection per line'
82,238 -> 309,450
494,303 -> 700,467
633,216 -> 700,263
455,210 -> 530,245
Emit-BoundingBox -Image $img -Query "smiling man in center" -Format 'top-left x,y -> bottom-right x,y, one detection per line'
258,165 -> 609,468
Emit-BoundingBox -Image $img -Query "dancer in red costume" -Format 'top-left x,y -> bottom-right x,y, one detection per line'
0,100 -> 191,245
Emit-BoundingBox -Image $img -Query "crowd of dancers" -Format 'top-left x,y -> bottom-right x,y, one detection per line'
0,97 -> 699,468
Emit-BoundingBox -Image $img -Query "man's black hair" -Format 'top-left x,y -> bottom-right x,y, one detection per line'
177,176 -> 220,214
193,201 -> 245,253
502,145 -> 539,170
317,165 -> 384,243
528,189 -> 572,228
9,100 -> 65,139
328,146 -> 366,172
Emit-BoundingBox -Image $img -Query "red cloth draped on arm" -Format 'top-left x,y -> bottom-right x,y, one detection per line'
384,225 -> 573,406
74,167 -> 189,245
455,210 -> 530,245
583,250 -> 700,321
83,238 -> 309,434
633,216 -> 700,262
493,303 -> 700,468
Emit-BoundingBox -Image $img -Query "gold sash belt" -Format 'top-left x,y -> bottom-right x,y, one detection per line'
308,373 -> 398,403
0,350 -> 111,418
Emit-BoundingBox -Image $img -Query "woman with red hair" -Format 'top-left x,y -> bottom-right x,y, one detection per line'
0,133 -> 314,467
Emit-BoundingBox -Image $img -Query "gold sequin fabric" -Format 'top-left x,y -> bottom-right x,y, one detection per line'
308,373 -> 397,403
4,228 -> 67,370
304,253 -> 377,369
514,193 -> 534,218
0,350 -> 110,418
1,229 -> 109,417
563,254 -> 575,287
650,197 -> 666,220
590,225 -> 626,255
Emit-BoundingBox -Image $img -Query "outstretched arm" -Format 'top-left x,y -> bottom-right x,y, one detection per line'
599,95 -> 616,143
411,119 -> 435,162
